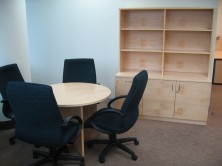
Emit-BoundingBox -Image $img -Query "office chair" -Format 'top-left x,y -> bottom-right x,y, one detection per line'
6,82 -> 85,166
63,58 -> 97,84
0,63 -> 24,145
85,70 -> 148,163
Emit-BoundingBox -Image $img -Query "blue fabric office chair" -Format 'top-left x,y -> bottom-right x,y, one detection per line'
84,70 -> 148,163
63,58 -> 97,84
0,63 -> 24,145
6,82 -> 85,166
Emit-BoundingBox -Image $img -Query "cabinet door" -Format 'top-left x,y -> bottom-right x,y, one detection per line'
115,77 -> 143,114
213,60 -> 222,84
143,79 -> 175,118
174,81 -> 211,121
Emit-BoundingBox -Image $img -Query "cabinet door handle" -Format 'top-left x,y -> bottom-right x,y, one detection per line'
125,81 -> 132,83
176,83 -> 181,93
172,83 -> 174,91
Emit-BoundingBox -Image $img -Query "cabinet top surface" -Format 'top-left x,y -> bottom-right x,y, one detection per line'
116,71 -> 211,83
119,8 -> 214,10
215,51 -> 222,59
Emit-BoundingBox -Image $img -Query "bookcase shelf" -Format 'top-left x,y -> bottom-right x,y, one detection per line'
165,9 -> 213,30
121,9 -> 164,29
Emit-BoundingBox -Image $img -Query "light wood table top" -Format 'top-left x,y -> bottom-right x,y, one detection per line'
51,82 -> 111,157
215,51 -> 222,59
51,82 -> 111,107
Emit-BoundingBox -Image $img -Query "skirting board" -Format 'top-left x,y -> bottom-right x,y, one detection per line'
139,115 -> 207,125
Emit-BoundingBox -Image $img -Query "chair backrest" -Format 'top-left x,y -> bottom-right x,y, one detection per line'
0,64 -> 24,99
0,64 -> 24,119
6,82 -> 63,147
63,58 -> 97,83
121,70 -> 148,132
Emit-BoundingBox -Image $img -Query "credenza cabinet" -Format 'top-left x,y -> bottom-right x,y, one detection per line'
115,8 -> 215,125
115,75 -> 211,125
144,80 -> 211,121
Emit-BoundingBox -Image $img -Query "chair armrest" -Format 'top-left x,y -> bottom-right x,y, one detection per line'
1,99 -> 8,104
96,108 -> 123,116
1,99 -> 14,119
107,95 -> 127,108
87,108 -> 123,121
88,108 -> 124,134
63,116 -> 83,144
62,116 -> 82,128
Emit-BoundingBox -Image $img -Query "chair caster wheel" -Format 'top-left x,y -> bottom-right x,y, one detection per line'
80,161 -> 85,166
33,152 -> 38,159
63,146 -> 69,153
9,138 -> 15,145
99,157 -> 105,163
87,142 -> 93,149
134,140 -> 139,145
132,154 -> 137,160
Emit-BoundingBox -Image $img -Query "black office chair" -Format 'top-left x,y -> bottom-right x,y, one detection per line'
63,58 -> 97,84
84,70 -> 148,163
6,82 -> 85,166
0,63 -> 24,145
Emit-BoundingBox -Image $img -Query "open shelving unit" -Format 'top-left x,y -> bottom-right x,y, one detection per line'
119,8 -> 214,82
116,8 -> 215,125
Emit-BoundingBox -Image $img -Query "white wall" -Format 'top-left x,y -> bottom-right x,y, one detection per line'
0,0 -> 218,120
0,0 -> 31,121
26,0 -> 218,96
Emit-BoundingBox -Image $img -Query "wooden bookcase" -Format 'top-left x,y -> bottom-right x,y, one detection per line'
116,8 -> 215,125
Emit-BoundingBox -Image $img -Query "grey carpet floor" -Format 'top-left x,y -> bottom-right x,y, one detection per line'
0,84 -> 222,166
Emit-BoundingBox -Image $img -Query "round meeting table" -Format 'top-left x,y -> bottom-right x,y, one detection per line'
51,82 -> 111,157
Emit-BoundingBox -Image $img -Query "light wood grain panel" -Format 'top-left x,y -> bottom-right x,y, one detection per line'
163,71 -> 209,82
123,31 -> 163,50
51,83 -> 111,107
165,31 -> 211,52
142,116 -> 207,125
115,77 -> 133,95
121,52 -> 162,72
143,79 -> 175,118
215,51 -> 222,59
121,10 -> 164,29
164,53 -> 209,74
165,9 -> 213,30
213,60 -> 222,84
216,39 -> 222,51
174,81 -> 211,121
